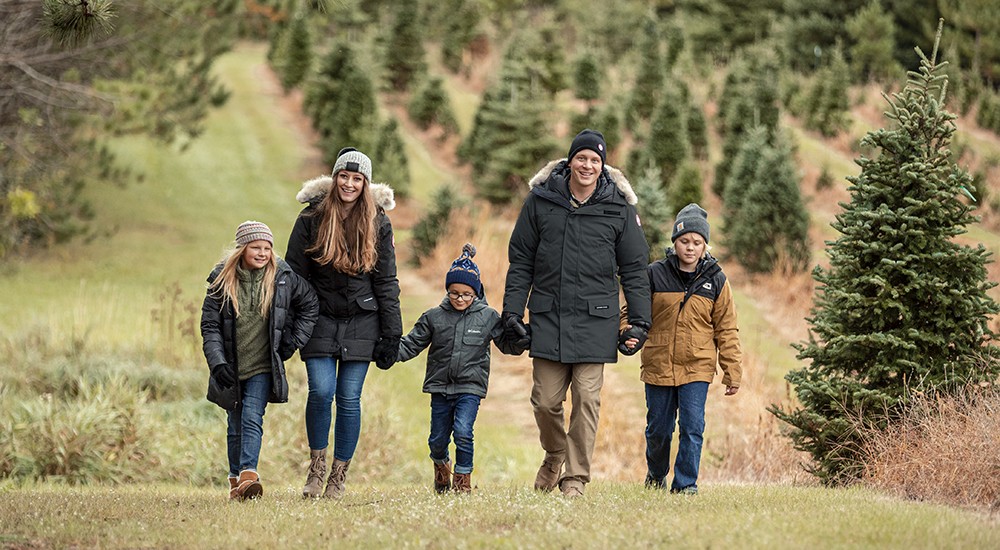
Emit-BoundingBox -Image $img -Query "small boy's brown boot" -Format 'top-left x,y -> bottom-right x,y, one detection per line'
235,470 -> 263,500
323,459 -> 350,499
433,460 -> 452,493
228,476 -> 239,500
302,448 -> 327,498
453,472 -> 472,494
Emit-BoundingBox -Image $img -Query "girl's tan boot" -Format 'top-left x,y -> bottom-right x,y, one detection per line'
302,449 -> 327,498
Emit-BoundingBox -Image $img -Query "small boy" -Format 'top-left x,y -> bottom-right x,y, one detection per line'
397,243 -> 528,493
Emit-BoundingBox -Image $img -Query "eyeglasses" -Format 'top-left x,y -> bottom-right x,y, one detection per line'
447,291 -> 476,301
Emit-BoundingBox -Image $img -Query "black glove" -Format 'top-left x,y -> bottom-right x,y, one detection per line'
502,312 -> 531,350
211,363 -> 236,387
374,336 -> 400,370
618,323 -> 649,356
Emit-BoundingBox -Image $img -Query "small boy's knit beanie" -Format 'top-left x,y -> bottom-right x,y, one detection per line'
566,129 -> 607,165
332,147 -> 373,183
445,243 -> 483,297
235,220 -> 273,245
671,203 -> 710,243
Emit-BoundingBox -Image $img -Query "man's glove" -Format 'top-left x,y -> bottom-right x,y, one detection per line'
618,323 -> 649,356
211,363 -> 236,387
502,312 -> 531,349
374,336 -> 400,370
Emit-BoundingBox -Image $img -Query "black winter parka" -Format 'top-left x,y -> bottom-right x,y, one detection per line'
201,258 -> 319,408
285,176 -> 402,362
503,159 -> 652,364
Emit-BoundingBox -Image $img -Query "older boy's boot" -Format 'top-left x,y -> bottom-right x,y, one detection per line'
228,476 -> 239,500
433,460 -> 452,494
453,472 -> 472,494
235,470 -> 263,500
534,455 -> 563,491
323,459 -> 350,499
302,449 -> 327,498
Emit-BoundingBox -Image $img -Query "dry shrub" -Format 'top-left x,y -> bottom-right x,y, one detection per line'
859,386 -> 1000,510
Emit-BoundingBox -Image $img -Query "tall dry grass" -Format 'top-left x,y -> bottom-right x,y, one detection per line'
858,385 -> 1000,511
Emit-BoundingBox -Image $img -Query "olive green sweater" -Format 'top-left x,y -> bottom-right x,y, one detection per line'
236,264 -> 271,381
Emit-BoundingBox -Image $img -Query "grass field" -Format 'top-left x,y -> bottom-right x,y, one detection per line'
3,43 -> 1000,548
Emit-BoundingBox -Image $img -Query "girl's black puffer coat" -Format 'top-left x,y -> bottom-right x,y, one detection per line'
285,176 -> 402,362
201,258 -> 319,408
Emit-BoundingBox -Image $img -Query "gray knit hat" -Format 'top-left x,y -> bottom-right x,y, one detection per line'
671,203 -> 710,243
235,220 -> 273,245
332,147 -> 372,183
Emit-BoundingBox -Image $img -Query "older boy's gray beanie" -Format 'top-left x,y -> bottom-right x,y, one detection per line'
671,203 -> 710,243
332,147 -> 372,183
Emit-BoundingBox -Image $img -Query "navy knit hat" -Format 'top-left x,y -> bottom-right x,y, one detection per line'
445,243 -> 482,298
567,129 -> 607,165
671,203 -> 710,243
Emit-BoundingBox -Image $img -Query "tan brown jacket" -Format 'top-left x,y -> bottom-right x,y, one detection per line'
620,251 -> 742,387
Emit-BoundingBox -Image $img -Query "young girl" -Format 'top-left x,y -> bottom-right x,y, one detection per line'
396,244 -> 527,493
201,220 -> 319,501
621,204 -> 742,495
285,147 -> 402,499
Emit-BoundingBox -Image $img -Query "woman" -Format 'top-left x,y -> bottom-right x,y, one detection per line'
286,147 -> 402,499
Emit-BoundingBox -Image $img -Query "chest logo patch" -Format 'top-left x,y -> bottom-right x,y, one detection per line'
703,282 -> 712,290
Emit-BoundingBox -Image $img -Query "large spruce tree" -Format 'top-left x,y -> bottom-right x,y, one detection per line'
770,31 -> 1000,483
383,0 -> 426,91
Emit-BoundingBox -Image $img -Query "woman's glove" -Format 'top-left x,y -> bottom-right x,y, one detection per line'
211,363 -> 236,387
374,336 -> 401,370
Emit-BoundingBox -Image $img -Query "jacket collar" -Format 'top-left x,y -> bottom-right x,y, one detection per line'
295,175 -> 396,211
527,159 -> 638,206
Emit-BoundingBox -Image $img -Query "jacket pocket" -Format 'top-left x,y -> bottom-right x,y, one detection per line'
356,294 -> 378,311
588,299 -> 617,318
527,292 -> 553,313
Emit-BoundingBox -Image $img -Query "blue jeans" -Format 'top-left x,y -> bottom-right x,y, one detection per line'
227,373 -> 273,476
428,393 -> 481,475
305,357 -> 369,462
645,381 -> 709,491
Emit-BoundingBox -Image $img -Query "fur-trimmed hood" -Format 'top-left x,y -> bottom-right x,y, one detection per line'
295,175 -> 396,211
527,159 -> 638,205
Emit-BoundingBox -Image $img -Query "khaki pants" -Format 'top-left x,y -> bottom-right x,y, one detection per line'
530,358 -> 604,484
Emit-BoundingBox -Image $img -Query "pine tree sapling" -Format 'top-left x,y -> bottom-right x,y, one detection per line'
631,163 -> 673,259
373,118 -> 411,197
573,52 -> 602,102
408,76 -> 459,134
277,13 -> 312,91
383,0 -> 426,91
668,162 -> 703,218
770,26 -> 1000,484
411,185 -> 459,265
644,84 -> 689,186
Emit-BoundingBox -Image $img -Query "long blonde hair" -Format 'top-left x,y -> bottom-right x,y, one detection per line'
307,176 -> 378,275
208,244 -> 278,318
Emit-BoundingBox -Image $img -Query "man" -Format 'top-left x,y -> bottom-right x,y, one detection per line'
503,129 -> 652,498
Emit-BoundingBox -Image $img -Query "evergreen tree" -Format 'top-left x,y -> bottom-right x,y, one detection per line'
631,163 -> 673,260
573,52 -> 602,103
644,84 -> 689,186
713,49 -> 781,196
687,103 -> 709,159
383,0 -> 426,91
521,22 -> 569,97
303,43 -> 350,136
781,0 -> 867,71
667,162 -> 703,216
439,0 -> 482,74
679,0 -> 782,59
373,118 -> 411,197
408,76 -> 459,134
770,31 -> 1000,483
727,136 -> 810,272
305,45 -> 380,164
626,13 -> 663,126
845,0 -> 900,83
411,184 -> 460,266
721,126 -> 769,238
663,20 -> 685,70
277,12 -> 312,91
803,46 -> 851,137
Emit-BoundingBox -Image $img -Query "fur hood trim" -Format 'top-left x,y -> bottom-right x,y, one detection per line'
527,159 -> 638,205
295,175 -> 396,211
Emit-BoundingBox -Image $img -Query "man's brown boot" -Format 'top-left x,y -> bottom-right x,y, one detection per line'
559,478 -> 584,499
235,470 -> 263,500
453,472 -> 472,494
433,460 -> 452,494
302,449 -> 327,499
228,476 -> 239,500
323,458 -> 351,499
534,455 -> 563,491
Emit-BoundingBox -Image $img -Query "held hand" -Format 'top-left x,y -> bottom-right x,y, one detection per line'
502,312 -> 531,349
211,363 -> 236,388
617,324 -> 648,355
374,336 -> 401,370
725,386 -> 739,396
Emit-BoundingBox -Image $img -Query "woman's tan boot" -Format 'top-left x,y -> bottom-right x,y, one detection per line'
323,459 -> 351,499
302,449 -> 327,499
